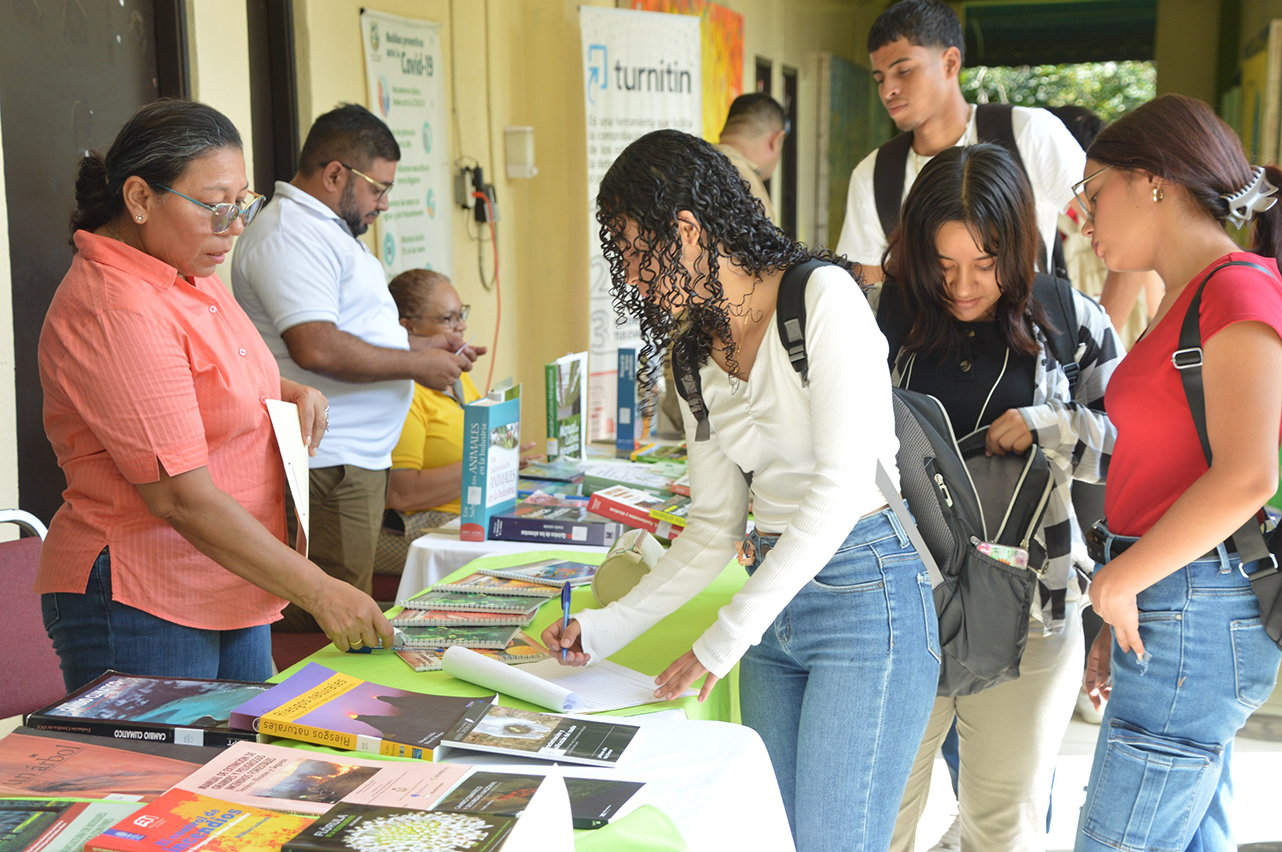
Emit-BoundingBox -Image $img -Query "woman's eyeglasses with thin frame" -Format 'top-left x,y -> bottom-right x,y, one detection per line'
406,305 -> 471,328
156,185 -> 266,234
1071,164 -> 1113,224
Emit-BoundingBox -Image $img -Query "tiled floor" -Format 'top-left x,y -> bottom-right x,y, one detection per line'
913,668 -> 1282,851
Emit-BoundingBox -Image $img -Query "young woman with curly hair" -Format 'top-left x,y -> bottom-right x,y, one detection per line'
541,128 -> 941,850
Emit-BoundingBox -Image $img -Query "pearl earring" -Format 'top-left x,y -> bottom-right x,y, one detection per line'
1153,187 -> 1164,203
136,214 -> 145,222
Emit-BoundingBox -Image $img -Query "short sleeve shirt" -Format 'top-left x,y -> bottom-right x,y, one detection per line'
836,105 -> 1084,270
390,374 -> 482,514
230,181 -> 413,470
37,231 -> 288,629
1105,253 -> 1282,535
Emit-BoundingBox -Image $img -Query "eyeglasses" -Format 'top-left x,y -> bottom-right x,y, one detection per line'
156,185 -> 265,234
1071,164 -> 1113,224
340,163 -> 394,200
407,305 -> 470,328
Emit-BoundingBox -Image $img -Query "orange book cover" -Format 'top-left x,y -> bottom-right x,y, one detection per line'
85,788 -> 312,852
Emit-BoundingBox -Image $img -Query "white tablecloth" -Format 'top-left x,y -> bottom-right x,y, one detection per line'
442,710 -> 796,852
396,533 -> 613,603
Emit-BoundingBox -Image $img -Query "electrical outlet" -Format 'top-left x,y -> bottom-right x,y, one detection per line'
454,168 -> 475,210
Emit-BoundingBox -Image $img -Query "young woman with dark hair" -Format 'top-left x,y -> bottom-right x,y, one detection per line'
1072,93 -> 1282,852
870,143 -> 1123,852
541,128 -> 941,851
39,100 -> 393,690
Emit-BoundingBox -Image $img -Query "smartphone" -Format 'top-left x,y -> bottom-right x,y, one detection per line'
975,540 -> 1029,569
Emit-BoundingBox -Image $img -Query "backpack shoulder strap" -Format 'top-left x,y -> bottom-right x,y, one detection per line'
670,344 -> 712,443
775,259 -> 832,384
872,132 -> 915,239
873,278 -> 912,373
1031,273 -> 1080,394
975,103 -> 1024,173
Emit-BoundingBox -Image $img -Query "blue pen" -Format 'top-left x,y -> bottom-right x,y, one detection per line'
560,582 -> 572,660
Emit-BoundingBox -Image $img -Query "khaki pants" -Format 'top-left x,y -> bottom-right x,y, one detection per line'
275,464 -> 389,633
890,602 -> 1084,852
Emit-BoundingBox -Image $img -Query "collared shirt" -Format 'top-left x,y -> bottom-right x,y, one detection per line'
715,143 -> 776,223
390,374 -> 482,514
37,231 -> 287,629
231,181 -> 413,470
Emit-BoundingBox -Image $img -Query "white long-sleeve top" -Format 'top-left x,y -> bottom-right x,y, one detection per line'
575,265 -> 900,677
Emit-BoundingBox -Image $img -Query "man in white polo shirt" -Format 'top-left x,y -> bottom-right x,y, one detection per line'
233,104 -> 479,633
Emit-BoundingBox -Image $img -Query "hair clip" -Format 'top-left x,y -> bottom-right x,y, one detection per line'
1221,167 -> 1279,227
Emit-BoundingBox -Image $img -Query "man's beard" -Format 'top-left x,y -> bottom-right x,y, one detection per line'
339,180 -> 373,236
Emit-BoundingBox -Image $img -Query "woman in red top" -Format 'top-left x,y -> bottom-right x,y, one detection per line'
39,100 -> 393,691
1071,94 -> 1282,850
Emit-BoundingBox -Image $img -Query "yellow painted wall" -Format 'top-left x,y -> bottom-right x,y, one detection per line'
0,103 -> 18,529
1155,0 -> 1222,104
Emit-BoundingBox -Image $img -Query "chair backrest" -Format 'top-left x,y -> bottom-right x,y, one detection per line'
0,511 -> 67,718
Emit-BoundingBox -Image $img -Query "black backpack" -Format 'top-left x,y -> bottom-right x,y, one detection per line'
872,103 -> 1069,279
675,259 -> 1063,695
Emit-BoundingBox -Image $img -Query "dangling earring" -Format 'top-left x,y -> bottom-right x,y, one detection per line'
1152,187 -> 1164,203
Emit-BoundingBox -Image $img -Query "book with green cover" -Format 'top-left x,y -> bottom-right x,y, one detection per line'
393,625 -> 522,650
435,771 -> 645,829
518,459 -> 583,482
394,634 -> 548,672
282,805 -> 513,852
580,461 -> 674,497
476,557 -> 597,588
544,352 -> 588,461
399,589 -> 548,613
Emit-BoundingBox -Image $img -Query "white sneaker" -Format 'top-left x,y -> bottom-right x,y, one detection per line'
928,814 -> 961,852
1075,690 -> 1105,724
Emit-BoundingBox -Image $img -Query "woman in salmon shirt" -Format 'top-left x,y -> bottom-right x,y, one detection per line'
38,100 -> 393,691
1071,94 -> 1282,850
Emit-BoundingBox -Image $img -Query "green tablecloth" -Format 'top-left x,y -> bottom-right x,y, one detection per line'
279,547 -> 748,852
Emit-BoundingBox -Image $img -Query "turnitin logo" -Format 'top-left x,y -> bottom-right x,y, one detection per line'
586,45 -> 607,104
586,44 -> 693,102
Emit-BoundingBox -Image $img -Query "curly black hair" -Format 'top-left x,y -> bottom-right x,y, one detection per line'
596,129 -> 855,396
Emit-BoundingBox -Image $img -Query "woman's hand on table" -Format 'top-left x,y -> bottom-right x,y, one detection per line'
541,618 -> 591,665
304,576 -> 395,652
656,649 -> 718,703
280,379 -> 328,457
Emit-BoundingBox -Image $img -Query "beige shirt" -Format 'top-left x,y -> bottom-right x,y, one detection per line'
716,143 -> 776,223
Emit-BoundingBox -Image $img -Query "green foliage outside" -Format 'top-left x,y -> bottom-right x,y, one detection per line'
960,61 -> 1157,123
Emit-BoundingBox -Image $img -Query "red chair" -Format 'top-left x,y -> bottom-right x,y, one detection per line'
0,510 -> 67,718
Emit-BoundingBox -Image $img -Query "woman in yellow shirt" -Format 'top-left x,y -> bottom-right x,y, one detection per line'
374,270 -> 481,573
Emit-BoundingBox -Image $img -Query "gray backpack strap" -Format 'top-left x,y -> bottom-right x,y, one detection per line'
876,461 -> 945,589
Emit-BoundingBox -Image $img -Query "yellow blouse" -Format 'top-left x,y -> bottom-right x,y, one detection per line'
389,373 -> 482,514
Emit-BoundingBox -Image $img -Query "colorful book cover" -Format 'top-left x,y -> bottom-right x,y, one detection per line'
395,634 -> 548,673
544,351 -> 588,461
431,572 -> 558,598
586,485 -> 681,541
0,798 -> 143,852
459,390 -> 522,542
517,460 -> 583,483
398,590 -> 549,613
670,472 -> 691,497
23,672 -> 269,748
579,461 -> 674,497
169,741 -> 470,817
435,771 -> 645,829
487,504 -> 624,548
649,494 -> 691,528
84,789 -> 312,852
282,804 -> 514,852
239,664 -> 493,760
0,729 -> 224,801
516,478 -> 582,499
476,558 -> 598,588
632,443 -> 687,465
389,609 -> 535,629
440,705 -> 639,768
393,625 -> 521,650
616,348 -> 643,453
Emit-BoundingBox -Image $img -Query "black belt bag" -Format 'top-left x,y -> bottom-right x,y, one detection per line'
1168,260 -> 1282,650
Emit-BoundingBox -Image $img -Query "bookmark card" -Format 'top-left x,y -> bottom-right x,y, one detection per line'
266,399 -> 310,556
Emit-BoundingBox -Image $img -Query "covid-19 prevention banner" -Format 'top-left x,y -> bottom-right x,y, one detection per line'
580,6 -> 701,441
360,10 -> 452,278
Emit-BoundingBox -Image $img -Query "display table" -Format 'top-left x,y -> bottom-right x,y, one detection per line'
277,550 -> 781,851
395,533 -> 612,604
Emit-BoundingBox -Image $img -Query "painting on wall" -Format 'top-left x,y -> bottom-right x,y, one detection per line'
630,0 -> 744,143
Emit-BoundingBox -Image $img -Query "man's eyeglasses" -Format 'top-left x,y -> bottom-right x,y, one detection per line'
341,163 -> 394,200
1071,164 -> 1113,224
408,305 -> 471,328
156,185 -> 265,234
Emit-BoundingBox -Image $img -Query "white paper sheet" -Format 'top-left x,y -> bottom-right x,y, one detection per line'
266,399 -> 309,556
499,769 -> 574,851
441,647 -> 695,713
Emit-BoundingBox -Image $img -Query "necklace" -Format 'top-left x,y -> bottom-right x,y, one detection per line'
740,285 -> 756,331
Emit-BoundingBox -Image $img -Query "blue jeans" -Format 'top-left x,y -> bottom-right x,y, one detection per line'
740,508 -> 941,851
1075,533 -> 1281,851
42,549 -> 273,692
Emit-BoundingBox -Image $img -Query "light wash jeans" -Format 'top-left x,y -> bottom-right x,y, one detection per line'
1076,531 -> 1282,852
42,548 -> 274,692
740,508 -> 941,851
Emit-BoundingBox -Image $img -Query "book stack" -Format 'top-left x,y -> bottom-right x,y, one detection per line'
487,493 -> 624,547
579,460 -> 675,498
587,484 -> 682,541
